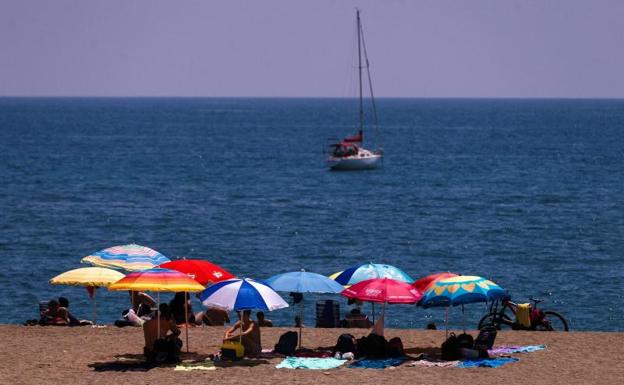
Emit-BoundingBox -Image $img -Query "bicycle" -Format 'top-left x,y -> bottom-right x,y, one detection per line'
478,296 -> 569,331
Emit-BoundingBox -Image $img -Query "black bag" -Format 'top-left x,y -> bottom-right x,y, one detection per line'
274,331 -> 298,356
456,332 -> 474,349
357,333 -> 387,359
333,333 -> 356,355
387,337 -> 404,358
474,325 -> 497,356
441,332 -> 461,361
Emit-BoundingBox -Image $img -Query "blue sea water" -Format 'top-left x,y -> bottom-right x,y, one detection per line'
0,97 -> 622,331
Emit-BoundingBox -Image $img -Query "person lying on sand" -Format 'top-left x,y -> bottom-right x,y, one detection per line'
131,291 -> 156,317
40,299 -> 69,326
256,311 -> 273,327
223,310 -> 261,357
143,303 -> 182,363
58,297 -> 93,326
195,307 -> 230,326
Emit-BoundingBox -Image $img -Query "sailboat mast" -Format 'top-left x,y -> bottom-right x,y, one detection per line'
357,10 -> 364,133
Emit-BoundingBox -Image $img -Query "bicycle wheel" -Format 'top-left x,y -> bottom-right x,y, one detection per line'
537,311 -> 569,331
478,312 -> 514,330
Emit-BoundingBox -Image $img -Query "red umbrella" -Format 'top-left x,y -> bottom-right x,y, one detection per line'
160,259 -> 235,286
412,272 -> 458,293
341,278 -> 422,335
341,278 -> 423,304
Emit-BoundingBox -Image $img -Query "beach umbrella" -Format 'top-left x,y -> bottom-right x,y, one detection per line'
265,270 -> 344,347
200,278 -> 289,312
200,278 -> 289,348
49,267 -> 125,324
160,259 -> 235,286
81,244 -> 170,272
332,263 -> 414,321
419,275 -> 507,334
412,272 -> 458,293
332,263 -> 414,286
108,268 -> 205,351
341,278 -> 423,335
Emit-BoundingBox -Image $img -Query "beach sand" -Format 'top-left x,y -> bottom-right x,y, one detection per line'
1,325 -> 621,384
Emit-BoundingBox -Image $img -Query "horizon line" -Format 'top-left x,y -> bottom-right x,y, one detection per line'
2,95 -> 624,100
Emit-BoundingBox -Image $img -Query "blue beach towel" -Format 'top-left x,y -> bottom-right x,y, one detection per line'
276,357 -> 346,370
457,357 -> 519,368
348,357 -> 406,369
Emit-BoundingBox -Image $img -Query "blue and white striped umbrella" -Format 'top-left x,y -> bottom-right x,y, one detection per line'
81,244 -> 170,272
200,278 -> 289,312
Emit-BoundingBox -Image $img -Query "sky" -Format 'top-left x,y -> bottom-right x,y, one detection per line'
1,0 -> 624,98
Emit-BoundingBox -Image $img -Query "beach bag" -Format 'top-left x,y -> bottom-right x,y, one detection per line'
441,332 -> 461,361
516,303 -> 531,328
221,340 -> 245,360
387,337 -> 404,358
274,331 -> 298,356
149,337 -> 182,363
475,325 -> 497,351
457,332 -> 474,349
333,333 -> 356,355
357,333 -> 387,358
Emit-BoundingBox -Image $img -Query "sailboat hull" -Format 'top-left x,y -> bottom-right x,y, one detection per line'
328,153 -> 382,171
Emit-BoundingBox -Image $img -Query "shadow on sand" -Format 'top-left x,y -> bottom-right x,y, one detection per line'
88,352 -> 271,372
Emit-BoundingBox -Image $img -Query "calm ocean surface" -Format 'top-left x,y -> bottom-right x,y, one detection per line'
0,97 -> 622,331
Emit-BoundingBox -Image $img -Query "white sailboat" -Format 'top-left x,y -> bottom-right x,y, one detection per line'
327,10 -> 383,171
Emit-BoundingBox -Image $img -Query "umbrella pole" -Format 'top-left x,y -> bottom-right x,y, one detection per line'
92,288 -> 97,325
445,307 -> 449,339
299,302 -> 303,349
462,304 -> 465,334
372,302 -> 375,323
157,292 -> 160,340
185,292 -> 189,353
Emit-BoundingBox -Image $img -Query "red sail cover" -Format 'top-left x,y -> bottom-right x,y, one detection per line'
343,130 -> 363,143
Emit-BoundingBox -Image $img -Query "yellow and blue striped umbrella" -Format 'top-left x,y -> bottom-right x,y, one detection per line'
81,244 -> 170,272
50,267 -> 125,287
419,275 -> 507,308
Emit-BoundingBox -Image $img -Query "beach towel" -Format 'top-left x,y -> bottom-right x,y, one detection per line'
488,345 -> 546,355
348,357 -> 406,369
276,357 -> 346,370
407,359 -> 459,368
174,361 -> 216,371
457,357 -> 519,368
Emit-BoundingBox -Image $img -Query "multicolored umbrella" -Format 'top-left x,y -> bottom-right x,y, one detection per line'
419,275 -> 507,335
200,278 -> 289,312
50,267 -> 125,324
412,272 -> 458,293
108,268 -> 205,351
419,275 -> 507,308
332,263 -> 414,286
265,270 -> 344,348
160,259 -> 235,286
81,244 -> 170,272
108,267 -> 205,292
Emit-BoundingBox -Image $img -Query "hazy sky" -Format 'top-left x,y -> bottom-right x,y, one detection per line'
1,0 -> 624,97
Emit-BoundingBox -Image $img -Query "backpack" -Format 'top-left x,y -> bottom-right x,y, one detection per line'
475,325 -> 497,351
441,332 -> 461,361
333,333 -> 356,355
357,333 -> 387,359
456,332 -> 474,349
274,331 -> 298,356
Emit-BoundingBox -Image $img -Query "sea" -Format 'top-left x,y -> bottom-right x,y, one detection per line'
0,97 -> 622,331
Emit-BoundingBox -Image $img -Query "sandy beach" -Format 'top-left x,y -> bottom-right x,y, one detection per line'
1,325 -> 621,385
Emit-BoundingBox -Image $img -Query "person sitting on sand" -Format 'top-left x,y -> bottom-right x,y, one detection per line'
58,297 -> 93,326
131,291 -> 156,317
169,292 -> 195,325
40,299 -> 69,326
143,303 -> 182,363
195,307 -> 230,326
256,311 -> 273,327
223,310 -> 261,357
